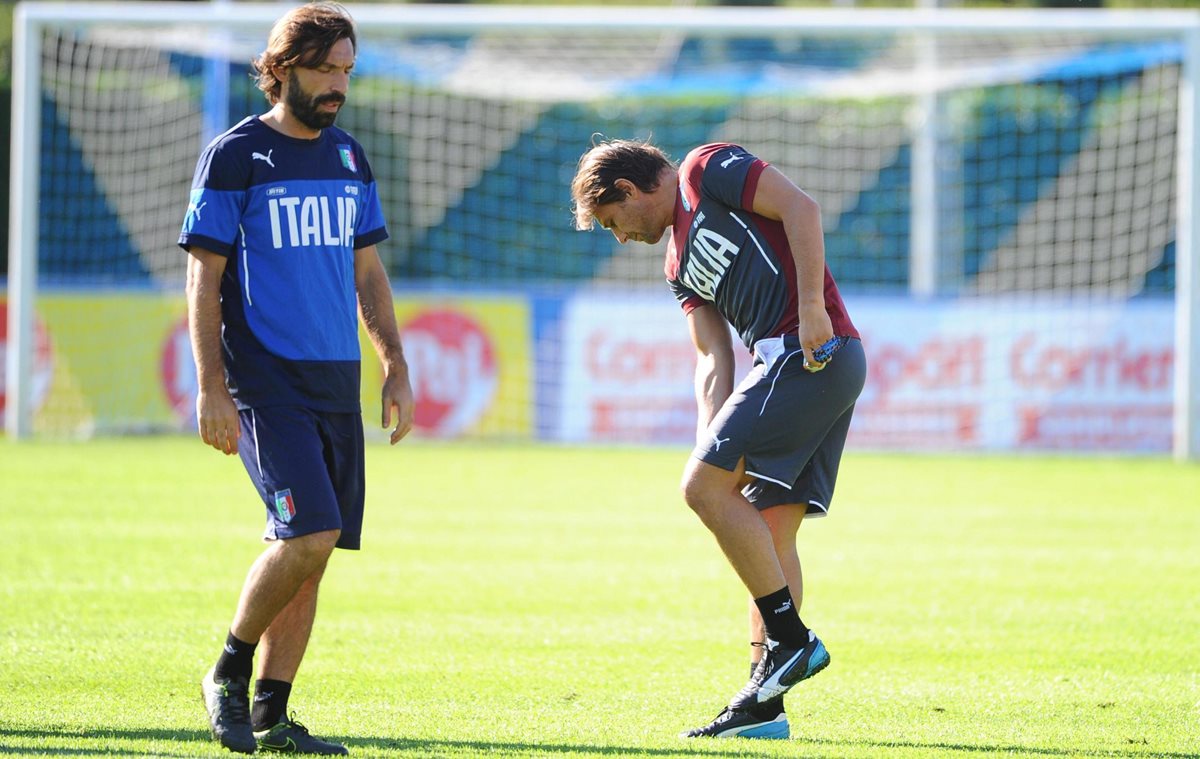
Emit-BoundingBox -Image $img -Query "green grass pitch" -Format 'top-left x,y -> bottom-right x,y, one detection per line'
1,437 -> 1197,758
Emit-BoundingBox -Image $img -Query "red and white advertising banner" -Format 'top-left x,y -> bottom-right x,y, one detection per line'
558,294 -> 750,444
558,293 -> 1174,452
853,297 -> 1173,452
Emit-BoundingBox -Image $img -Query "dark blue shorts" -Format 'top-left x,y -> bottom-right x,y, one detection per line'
694,336 -> 866,517
237,406 -> 365,550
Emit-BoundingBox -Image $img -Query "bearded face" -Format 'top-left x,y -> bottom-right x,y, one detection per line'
285,67 -> 346,130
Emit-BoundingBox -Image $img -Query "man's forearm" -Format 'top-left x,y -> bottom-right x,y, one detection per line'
357,266 -> 406,373
185,256 -> 228,393
694,351 -> 734,442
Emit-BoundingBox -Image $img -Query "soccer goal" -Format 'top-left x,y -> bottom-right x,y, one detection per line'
5,2 -> 1199,458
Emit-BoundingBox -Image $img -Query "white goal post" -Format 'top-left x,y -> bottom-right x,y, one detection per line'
5,2 -> 1199,459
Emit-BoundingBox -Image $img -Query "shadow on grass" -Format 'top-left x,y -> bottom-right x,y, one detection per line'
0,727 -> 210,757
2,728 -> 1197,758
0,727 -> 751,758
344,736 -> 776,756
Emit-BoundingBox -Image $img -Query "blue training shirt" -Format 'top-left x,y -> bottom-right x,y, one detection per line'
178,116 -> 388,412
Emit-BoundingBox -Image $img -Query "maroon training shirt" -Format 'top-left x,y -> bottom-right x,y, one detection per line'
665,143 -> 859,351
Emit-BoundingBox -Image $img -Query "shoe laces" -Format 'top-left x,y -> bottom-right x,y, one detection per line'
218,680 -> 251,724
750,642 -> 771,678
748,643 -> 780,684
732,641 -> 784,705
281,713 -> 312,736
686,707 -> 734,737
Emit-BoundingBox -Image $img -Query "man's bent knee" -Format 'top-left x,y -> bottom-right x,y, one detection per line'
680,459 -> 708,513
681,457 -> 739,519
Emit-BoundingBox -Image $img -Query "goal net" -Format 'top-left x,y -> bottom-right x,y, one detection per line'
5,3 -> 1198,457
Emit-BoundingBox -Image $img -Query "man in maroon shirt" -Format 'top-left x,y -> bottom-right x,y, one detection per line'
571,138 -> 867,739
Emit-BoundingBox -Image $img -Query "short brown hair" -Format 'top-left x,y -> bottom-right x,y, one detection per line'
571,138 -> 674,230
252,2 -> 357,105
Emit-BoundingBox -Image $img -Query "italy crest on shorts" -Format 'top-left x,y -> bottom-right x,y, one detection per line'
273,489 -> 297,523
337,145 -> 357,173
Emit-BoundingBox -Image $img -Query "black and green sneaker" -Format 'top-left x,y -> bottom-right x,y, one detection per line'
254,716 -> 348,755
201,667 -> 256,754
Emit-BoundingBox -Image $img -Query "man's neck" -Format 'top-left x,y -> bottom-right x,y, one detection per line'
260,104 -> 321,140
661,168 -> 682,221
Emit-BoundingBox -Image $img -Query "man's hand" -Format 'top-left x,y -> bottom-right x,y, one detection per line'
381,368 -> 415,445
800,303 -> 835,372
196,387 -> 240,455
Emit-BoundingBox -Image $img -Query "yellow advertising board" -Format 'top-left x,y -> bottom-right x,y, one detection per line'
364,297 -> 532,439
1,293 -> 532,440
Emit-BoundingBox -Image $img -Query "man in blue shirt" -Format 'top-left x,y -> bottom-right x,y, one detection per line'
179,3 -> 414,753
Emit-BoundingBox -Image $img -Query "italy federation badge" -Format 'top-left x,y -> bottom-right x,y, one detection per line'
337,145 -> 357,173
274,489 -> 296,524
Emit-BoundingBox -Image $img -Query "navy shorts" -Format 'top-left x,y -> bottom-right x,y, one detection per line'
694,336 -> 866,517
238,406 -> 366,550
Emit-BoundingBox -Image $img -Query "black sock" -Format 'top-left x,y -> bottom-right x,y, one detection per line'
251,679 -> 292,731
752,587 -> 808,649
214,631 -> 257,683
